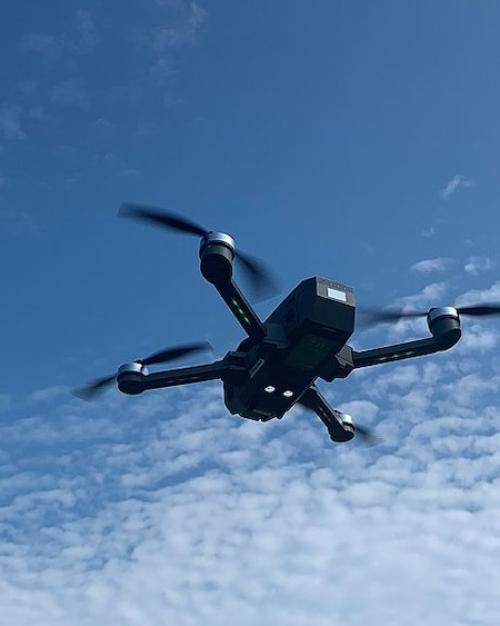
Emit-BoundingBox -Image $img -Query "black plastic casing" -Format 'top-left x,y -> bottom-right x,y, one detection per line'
427,308 -> 462,349
200,243 -> 234,284
223,277 -> 356,420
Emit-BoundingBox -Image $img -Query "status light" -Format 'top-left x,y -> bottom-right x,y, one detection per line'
283,390 -> 294,398
265,386 -> 276,394
230,298 -> 251,326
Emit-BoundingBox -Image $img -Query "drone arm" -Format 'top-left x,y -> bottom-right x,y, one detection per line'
352,333 -> 461,369
352,308 -> 462,369
141,361 -> 226,390
199,236 -> 266,341
298,386 -> 354,442
212,277 -> 266,341
118,359 -> 242,395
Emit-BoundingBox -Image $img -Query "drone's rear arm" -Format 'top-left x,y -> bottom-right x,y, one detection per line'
299,386 -> 354,442
352,337 -> 447,368
352,308 -> 462,369
319,308 -> 462,380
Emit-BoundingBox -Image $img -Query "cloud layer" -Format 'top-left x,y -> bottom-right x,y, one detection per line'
2,282 -> 500,625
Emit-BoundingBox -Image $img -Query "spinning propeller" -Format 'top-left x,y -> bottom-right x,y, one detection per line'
352,423 -> 384,447
362,303 -> 500,326
74,341 -> 212,400
297,400 -> 383,446
118,203 -> 278,300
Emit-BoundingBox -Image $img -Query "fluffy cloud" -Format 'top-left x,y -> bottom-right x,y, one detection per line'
440,174 -> 474,200
2,282 -> 500,625
410,258 -> 453,274
455,281 -> 500,308
145,1 -> 207,85
464,256 -> 495,275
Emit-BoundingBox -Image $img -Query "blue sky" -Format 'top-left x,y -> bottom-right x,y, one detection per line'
1,1 -> 500,624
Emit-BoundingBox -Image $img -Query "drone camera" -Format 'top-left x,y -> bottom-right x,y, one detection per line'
117,362 -> 147,395
199,231 -> 235,284
427,307 -> 461,349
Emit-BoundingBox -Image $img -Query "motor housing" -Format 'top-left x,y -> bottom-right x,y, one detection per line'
117,362 -> 147,395
337,412 -> 355,442
199,232 -> 235,284
427,307 -> 461,349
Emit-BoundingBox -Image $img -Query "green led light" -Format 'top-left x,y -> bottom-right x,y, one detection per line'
231,298 -> 251,326
379,351 -> 415,362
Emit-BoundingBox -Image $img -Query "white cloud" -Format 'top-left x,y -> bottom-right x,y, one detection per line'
410,258 -> 453,274
456,322 -> 499,353
421,226 -> 435,238
152,1 -> 208,48
464,256 -> 495,275
146,1 -> 208,85
2,318 -> 500,626
20,11 -> 98,61
455,281 -> 500,308
357,282 -> 449,345
440,174 -> 474,200
401,282 -> 448,307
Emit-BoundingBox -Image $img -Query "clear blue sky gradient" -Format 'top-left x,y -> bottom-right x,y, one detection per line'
1,3 -> 500,624
1,0 -> 499,392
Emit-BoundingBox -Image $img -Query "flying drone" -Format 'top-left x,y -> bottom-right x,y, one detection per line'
76,205 -> 500,444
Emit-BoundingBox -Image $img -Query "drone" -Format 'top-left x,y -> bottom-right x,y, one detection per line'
76,204 -> 500,445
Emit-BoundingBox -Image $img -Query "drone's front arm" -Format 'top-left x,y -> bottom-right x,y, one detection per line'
213,278 -> 266,340
117,358 -> 245,395
199,233 -> 266,341
352,307 -> 461,369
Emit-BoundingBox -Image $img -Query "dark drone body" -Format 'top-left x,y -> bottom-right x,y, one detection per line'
223,276 -> 355,422
78,205 -> 498,444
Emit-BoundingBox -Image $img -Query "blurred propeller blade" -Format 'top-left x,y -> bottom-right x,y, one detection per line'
362,301 -> 500,328
140,341 -> 212,366
74,341 -> 212,401
457,304 -> 500,317
361,308 -> 425,325
234,249 -> 278,301
119,203 -> 279,300
73,374 -> 116,400
354,423 -> 384,447
119,204 -> 208,237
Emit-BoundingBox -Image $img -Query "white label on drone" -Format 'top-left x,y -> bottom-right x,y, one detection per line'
327,288 -> 347,302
